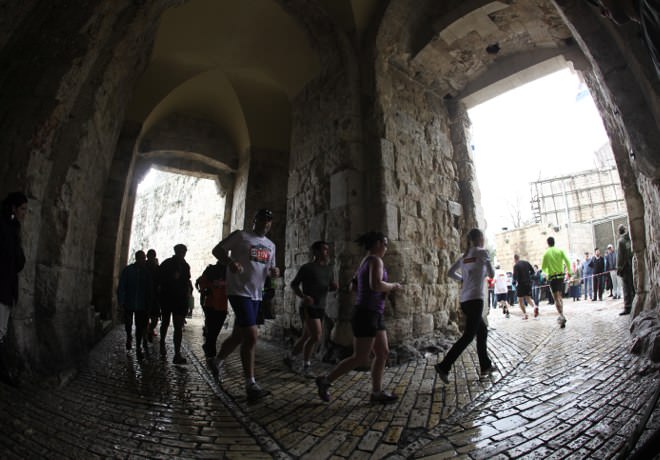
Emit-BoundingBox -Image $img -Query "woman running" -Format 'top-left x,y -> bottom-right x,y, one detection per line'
315,231 -> 401,404
435,228 -> 496,384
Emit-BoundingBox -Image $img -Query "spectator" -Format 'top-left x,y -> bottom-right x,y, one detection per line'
616,224 -> 635,315
581,252 -> 593,301
589,248 -> 606,301
605,244 -> 619,299
0,192 -> 28,386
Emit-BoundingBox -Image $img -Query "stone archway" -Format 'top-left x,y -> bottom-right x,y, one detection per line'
1,0 -> 656,382
368,0 -> 658,347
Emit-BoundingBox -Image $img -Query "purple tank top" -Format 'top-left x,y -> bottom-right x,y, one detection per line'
355,256 -> 387,313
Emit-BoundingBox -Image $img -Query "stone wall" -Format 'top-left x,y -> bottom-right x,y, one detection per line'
127,170 -> 225,284
376,66 -> 466,340
0,1 -> 174,378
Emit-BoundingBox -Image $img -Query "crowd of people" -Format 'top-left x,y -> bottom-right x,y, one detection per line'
486,230 -> 635,322
1,189 -> 638,401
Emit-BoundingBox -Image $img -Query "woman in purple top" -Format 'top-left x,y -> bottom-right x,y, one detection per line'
315,232 -> 401,404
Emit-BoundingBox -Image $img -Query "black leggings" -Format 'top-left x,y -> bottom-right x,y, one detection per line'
438,299 -> 491,372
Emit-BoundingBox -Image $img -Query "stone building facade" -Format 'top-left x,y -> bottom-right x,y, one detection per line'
495,222 -> 594,272
0,0 -> 657,380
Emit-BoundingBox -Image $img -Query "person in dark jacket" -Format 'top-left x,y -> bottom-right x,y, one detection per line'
117,250 -> 153,360
159,244 -> 192,364
0,191 -> 28,386
616,224 -> 635,315
589,248 -> 606,301
145,249 -> 160,344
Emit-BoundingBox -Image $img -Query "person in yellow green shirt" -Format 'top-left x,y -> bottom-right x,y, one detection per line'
541,237 -> 572,328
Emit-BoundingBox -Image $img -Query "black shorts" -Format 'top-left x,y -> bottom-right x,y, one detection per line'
299,305 -> 324,321
351,308 -> 385,338
549,277 -> 564,294
496,293 -> 508,302
516,283 -> 532,297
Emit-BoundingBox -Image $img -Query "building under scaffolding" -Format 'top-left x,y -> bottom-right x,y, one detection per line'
495,145 -> 629,265
529,166 -> 625,227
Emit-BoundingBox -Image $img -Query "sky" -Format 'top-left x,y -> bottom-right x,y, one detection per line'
468,67 -> 610,242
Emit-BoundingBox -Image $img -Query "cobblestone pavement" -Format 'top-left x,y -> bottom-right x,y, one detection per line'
1,297 -> 658,459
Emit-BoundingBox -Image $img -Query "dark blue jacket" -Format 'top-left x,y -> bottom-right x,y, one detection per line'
0,216 -> 25,307
117,263 -> 153,312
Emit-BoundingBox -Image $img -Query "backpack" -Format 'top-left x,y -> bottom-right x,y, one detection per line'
195,264 -> 228,312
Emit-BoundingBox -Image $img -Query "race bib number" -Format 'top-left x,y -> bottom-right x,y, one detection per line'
250,244 -> 271,264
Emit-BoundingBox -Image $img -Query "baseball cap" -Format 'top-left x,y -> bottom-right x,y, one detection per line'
254,209 -> 273,221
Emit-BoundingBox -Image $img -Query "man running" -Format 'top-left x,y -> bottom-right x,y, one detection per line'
211,209 -> 280,401
513,254 -> 538,319
284,240 -> 337,377
541,237 -> 571,328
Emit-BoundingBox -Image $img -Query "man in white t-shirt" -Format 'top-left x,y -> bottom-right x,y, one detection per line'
211,209 -> 280,401
494,269 -> 510,318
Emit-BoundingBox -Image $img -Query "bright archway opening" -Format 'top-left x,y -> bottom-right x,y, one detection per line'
468,66 -> 625,304
128,168 -> 226,316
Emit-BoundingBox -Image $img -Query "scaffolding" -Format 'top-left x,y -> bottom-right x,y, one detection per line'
529,166 -> 624,227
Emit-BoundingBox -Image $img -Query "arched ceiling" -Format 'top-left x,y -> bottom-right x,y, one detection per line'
128,0 -> 324,154
387,0 -> 579,101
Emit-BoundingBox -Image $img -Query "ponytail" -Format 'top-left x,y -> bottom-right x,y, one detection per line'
355,231 -> 386,251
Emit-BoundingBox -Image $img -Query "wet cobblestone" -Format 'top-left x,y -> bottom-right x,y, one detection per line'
0,297 -> 658,458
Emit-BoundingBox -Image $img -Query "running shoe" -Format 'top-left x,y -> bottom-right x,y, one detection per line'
434,363 -> 449,384
480,364 -> 498,374
370,391 -> 398,404
173,354 -> 187,365
558,316 -> 567,328
315,376 -> 331,402
246,383 -> 271,402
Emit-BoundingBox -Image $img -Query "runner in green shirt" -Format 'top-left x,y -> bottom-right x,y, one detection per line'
541,236 -> 571,328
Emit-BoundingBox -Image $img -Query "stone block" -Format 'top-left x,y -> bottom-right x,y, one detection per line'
413,313 -> 435,336
447,200 -> 463,217
330,169 -> 361,209
385,203 -> 399,240
387,317 -> 413,342
381,138 -> 395,170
